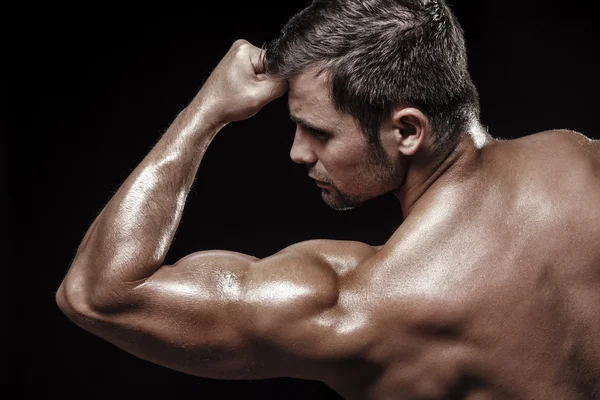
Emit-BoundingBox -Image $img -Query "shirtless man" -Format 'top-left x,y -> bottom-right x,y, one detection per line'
56,0 -> 600,399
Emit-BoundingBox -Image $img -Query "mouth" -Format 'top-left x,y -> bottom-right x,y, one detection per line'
311,177 -> 331,188
309,172 -> 332,186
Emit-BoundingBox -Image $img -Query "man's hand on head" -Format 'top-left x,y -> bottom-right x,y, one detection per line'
194,39 -> 289,127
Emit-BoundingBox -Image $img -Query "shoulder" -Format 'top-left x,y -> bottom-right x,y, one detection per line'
273,239 -> 381,276
523,129 -> 597,156
246,238 -> 382,328
280,239 -> 381,255
241,240 -> 385,380
495,130 -> 598,187
531,130 -> 600,181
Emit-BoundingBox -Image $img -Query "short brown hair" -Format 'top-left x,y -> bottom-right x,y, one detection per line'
264,0 -> 480,153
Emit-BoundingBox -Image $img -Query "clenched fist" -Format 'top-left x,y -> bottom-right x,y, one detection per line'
194,39 -> 288,126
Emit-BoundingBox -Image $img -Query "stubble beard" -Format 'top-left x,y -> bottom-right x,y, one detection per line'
321,143 -> 400,211
320,185 -> 364,211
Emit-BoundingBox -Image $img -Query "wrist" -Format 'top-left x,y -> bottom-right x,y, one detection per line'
188,90 -> 229,130
174,103 -> 225,143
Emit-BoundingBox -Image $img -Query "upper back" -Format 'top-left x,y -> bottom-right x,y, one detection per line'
338,130 -> 600,399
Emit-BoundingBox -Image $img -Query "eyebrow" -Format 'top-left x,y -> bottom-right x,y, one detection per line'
289,113 -> 333,135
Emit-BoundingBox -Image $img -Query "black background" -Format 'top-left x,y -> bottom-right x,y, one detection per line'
3,0 -> 599,396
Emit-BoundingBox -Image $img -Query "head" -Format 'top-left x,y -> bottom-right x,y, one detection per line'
264,0 -> 480,210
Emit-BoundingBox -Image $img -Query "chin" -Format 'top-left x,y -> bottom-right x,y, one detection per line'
321,189 -> 367,211
331,205 -> 359,211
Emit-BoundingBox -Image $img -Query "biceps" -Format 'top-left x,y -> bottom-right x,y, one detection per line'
87,251 -> 275,379
80,249 -> 361,381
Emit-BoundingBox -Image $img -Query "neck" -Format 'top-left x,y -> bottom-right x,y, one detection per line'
393,120 -> 493,218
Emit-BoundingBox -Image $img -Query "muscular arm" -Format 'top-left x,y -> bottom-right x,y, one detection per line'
60,239 -> 374,380
58,40 -> 269,295
56,41 -> 375,381
57,95 -> 218,299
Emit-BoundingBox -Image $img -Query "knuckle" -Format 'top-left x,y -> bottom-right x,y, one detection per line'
231,39 -> 249,49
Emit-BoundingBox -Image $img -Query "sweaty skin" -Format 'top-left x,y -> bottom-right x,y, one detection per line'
56,40 -> 600,399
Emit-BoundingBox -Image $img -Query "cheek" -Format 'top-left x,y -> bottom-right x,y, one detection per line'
326,149 -> 372,186
325,146 -> 361,172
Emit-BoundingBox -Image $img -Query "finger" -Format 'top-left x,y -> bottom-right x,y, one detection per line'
250,46 -> 267,76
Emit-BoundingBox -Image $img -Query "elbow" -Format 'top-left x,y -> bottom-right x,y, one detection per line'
56,283 -> 78,320
56,279 -> 102,324
55,283 -> 70,314
56,273 -> 136,324
56,281 -> 125,342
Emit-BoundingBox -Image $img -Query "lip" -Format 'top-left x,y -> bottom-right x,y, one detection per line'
314,179 -> 330,188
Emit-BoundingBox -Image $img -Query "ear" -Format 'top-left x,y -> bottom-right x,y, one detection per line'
390,106 -> 429,156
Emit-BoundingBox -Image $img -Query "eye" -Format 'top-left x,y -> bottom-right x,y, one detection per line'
309,127 -> 329,140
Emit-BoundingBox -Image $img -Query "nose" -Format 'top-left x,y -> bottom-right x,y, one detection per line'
290,128 -> 318,165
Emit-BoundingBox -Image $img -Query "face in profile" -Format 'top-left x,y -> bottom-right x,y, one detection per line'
288,71 -> 405,211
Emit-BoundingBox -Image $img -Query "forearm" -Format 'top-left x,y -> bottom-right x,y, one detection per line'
59,39 -> 287,312
62,98 -> 224,300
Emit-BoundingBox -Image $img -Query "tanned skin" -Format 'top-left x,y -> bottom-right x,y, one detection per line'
57,40 -> 600,399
